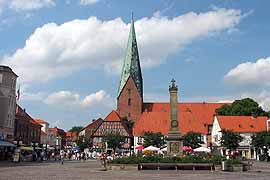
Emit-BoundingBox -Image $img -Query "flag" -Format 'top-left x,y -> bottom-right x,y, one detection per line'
16,85 -> 20,101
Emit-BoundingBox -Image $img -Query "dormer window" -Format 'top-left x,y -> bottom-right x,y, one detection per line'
128,98 -> 131,106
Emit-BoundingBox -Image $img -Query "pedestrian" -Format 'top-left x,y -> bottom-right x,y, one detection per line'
60,152 -> 64,165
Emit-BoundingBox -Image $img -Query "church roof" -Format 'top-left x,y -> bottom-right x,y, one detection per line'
118,17 -> 143,99
216,115 -> 268,133
133,102 -> 227,136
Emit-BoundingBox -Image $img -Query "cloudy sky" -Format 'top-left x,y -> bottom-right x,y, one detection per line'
1,0 -> 270,130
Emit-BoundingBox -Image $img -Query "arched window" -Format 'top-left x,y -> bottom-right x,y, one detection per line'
128,98 -> 131,106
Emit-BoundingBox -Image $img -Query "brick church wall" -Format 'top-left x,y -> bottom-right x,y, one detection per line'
117,77 -> 142,122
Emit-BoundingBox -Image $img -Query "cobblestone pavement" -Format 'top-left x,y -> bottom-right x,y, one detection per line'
0,160 -> 270,180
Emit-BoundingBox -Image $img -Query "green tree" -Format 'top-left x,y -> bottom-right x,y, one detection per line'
76,136 -> 91,150
221,129 -> 243,151
121,117 -> 135,132
69,126 -> 83,133
103,133 -> 125,152
252,131 -> 270,161
143,132 -> 165,148
183,132 -> 203,149
216,98 -> 269,116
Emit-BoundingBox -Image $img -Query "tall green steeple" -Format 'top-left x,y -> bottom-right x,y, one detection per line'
118,15 -> 143,99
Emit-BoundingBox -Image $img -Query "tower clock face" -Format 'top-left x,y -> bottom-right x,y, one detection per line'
171,120 -> 178,127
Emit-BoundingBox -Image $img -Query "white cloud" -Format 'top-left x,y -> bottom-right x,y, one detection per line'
9,0 -> 55,11
81,90 -> 110,108
79,0 -> 99,5
44,90 -> 80,107
42,89 -> 114,109
225,57 -> 270,87
1,8 -> 243,84
0,0 -> 5,14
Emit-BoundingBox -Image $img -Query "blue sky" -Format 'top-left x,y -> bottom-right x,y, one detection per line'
1,0 -> 270,130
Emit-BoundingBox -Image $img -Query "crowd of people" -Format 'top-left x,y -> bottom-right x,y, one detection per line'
15,148 -> 106,163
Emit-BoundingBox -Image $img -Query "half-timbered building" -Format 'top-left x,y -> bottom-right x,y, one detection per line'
92,110 -> 132,151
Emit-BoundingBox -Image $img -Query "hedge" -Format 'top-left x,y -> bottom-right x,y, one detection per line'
111,154 -> 223,164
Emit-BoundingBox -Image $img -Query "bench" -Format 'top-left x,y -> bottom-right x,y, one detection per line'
138,163 -> 214,171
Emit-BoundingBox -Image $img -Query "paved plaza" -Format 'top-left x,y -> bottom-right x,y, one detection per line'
0,160 -> 270,180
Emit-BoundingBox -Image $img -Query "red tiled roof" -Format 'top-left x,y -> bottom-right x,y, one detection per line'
83,118 -> 103,131
49,127 -> 65,134
66,132 -> 78,137
134,102 -> 227,136
104,110 -> 121,121
217,116 -> 268,133
35,119 -> 48,124
16,105 -> 42,127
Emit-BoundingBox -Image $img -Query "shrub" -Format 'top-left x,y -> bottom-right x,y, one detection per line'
111,153 -> 222,164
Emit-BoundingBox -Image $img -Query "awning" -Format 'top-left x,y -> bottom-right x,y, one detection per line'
0,140 -> 16,147
20,146 -> 34,151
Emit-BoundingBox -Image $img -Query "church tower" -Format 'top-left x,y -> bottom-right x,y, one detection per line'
117,15 -> 143,122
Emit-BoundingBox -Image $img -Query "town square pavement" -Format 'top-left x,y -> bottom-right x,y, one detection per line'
0,160 -> 270,180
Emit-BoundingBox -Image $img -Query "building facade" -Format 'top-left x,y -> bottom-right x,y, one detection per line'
79,118 -> 103,141
211,115 -> 270,159
14,106 -> 42,146
0,65 -> 18,141
35,119 -> 50,147
48,127 -> 66,149
65,132 -> 78,148
92,111 -> 132,151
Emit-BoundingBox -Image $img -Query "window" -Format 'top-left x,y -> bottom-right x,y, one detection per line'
214,135 -> 218,142
127,89 -> 131,95
138,137 -> 143,144
0,74 -> 2,83
208,125 -> 213,135
267,120 -> 270,131
128,98 -> 131,106
128,113 -> 131,117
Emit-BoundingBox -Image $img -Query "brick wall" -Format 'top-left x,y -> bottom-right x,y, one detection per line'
117,76 -> 142,122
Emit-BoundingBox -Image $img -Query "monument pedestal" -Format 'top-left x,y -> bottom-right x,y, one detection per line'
166,79 -> 183,157
166,131 -> 183,156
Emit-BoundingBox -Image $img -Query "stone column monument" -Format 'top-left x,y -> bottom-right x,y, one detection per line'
166,79 -> 183,156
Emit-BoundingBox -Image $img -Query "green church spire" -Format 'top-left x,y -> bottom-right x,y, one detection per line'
118,15 -> 143,99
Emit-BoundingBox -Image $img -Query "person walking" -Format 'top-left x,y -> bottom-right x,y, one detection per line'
60,151 -> 64,165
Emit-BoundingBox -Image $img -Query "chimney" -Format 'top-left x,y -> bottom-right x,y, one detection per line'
251,112 -> 258,119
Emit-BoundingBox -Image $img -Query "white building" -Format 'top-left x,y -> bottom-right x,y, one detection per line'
35,119 -> 50,147
211,115 -> 270,159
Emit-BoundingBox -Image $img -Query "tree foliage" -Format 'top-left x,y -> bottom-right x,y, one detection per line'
143,132 -> 165,148
121,117 -> 135,132
76,136 -> 91,150
216,98 -> 269,116
220,129 -> 243,151
68,126 -> 83,133
183,132 -> 203,149
252,131 -> 270,151
103,133 -> 125,152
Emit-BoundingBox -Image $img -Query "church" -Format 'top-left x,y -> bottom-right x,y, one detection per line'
90,17 -> 228,151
